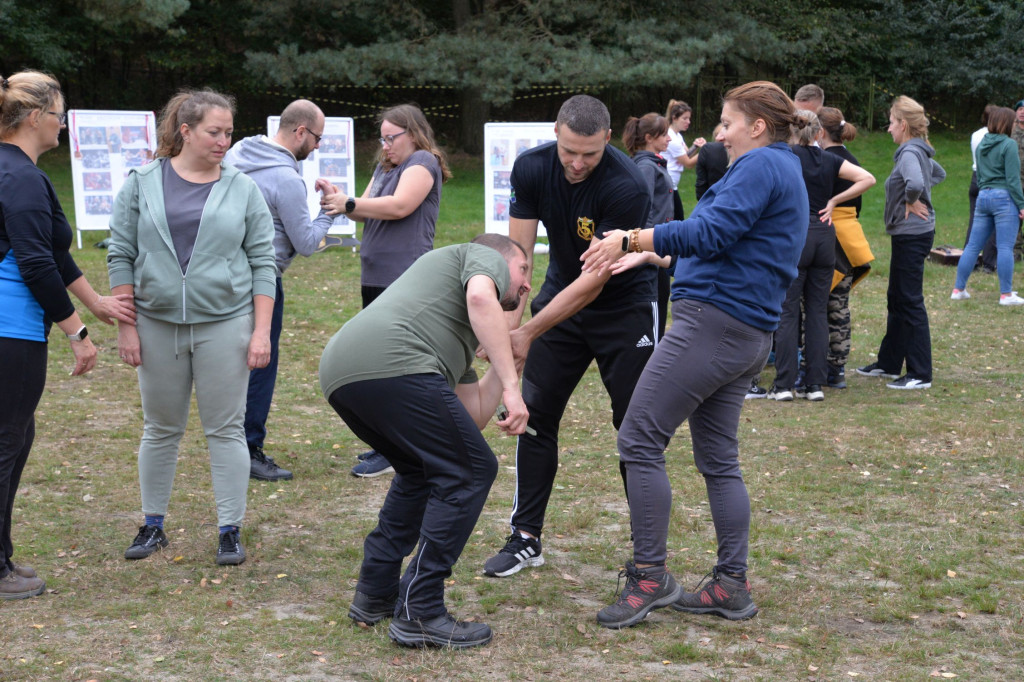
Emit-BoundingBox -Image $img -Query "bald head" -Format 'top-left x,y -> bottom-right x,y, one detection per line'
275,99 -> 325,160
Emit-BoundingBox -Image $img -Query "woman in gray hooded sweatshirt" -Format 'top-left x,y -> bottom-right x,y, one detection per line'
856,96 -> 945,390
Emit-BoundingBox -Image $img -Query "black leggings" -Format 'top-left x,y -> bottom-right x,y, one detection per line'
0,337 -> 47,575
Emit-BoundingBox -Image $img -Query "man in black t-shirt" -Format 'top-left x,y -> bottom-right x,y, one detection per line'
483,94 -> 657,578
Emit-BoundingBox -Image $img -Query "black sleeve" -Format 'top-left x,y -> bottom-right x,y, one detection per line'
695,147 -> 710,200
2,172 -> 79,322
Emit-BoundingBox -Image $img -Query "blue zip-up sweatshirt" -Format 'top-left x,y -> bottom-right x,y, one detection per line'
107,159 -> 276,324
652,142 -> 807,332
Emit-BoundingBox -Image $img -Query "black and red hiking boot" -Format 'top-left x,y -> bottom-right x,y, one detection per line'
597,561 -> 681,629
672,567 -> 758,620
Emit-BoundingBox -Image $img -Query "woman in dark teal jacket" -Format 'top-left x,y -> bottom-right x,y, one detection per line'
952,106 -> 1024,304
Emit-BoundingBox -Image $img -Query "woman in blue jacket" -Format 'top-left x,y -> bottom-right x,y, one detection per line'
581,81 -> 808,629
108,90 -> 276,566
951,106 -> 1024,304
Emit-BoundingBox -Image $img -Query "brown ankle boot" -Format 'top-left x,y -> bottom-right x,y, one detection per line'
0,571 -> 45,600
12,563 -> 37,578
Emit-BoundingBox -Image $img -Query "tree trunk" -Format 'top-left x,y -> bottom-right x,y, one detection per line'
459,88 -> 490,154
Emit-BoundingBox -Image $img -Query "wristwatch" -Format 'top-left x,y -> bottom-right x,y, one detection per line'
344,197 -> 356,214
66,325 -> 88,342
620,234 -> 630,252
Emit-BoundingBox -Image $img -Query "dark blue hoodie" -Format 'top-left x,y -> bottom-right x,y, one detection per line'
652,142 -> 807,332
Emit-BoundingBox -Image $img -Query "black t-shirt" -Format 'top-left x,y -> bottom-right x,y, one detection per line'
790,144 -> 845,216
823,145 -> 862,215
509,141 -> 655,308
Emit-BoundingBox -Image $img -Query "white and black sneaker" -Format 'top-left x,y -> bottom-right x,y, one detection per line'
855,363 -> 899,379
124,525 -> 169,560
887,375 -> 931,390
483,532 -> 544,577
216,528 -> 246,566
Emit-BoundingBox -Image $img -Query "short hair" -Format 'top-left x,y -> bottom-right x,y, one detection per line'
987,107 -> 1016,136
723,81 -> 803,144
0,70 -> 62,138
156,89 -> 235,158
818,106 -> 857,144
980,104 -> 999,127
279,99 -> 322,132
794,84 -> 825,105
889,95 -> 930,142
792,109 -> 821,146
471,233 -> 528,261
621,113 -> 668,155
556,95 -> 611,136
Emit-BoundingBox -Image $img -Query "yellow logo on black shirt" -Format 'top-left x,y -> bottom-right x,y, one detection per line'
577,217 -> 594,241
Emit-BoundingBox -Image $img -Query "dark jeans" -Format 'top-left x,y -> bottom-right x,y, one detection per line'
0,337 -> 47,576
775,224 -> 835,388
617,300 -> 771,573
876,231 -> 934,381
329,374 -> 498,620
508,297 -> 658,538
244,277 -> 284,452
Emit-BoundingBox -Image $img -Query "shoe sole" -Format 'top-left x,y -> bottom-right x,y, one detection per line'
887,382 -> 931,390
744,394 -> 766,400
855,369 -> 899,379
597,583 -> 682,629
387,622 -> 492,649
351,466 -> 395,478
216,552 -> 246,566
805,393 -> 825,402
483,555 -> 544,578
671,601 -> 759,620
768,394 -> 793,402
0,581 -> 46,600
250,471 -> 294,481
349,602 -> 396,627
125,540 -> 169,560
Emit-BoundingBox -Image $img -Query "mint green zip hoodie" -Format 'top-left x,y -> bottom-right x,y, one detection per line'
107,159 -> 276,324
975,132 -> 1024,210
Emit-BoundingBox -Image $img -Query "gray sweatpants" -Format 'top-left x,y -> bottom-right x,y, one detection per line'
134,312 -> 253,527
617,299 -> 771,574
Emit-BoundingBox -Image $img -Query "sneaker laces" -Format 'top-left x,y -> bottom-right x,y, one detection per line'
219,530 -> 240,553
500,533 -> 534,556
132,525 -> 158,546
611,564 -> 662,608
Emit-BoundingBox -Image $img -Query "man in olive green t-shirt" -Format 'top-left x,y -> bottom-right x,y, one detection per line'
320,234 -> 530,649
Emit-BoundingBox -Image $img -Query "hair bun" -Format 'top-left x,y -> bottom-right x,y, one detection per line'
0,77 -> 8,89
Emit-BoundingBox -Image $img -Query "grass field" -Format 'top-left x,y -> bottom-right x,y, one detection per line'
3,127 -> 1023,681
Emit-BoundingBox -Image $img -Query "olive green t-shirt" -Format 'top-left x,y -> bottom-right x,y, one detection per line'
319,243 -> 511,398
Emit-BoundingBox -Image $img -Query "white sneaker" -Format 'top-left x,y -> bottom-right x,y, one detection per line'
999,292 -> 1024,306
950,289 -> 970,300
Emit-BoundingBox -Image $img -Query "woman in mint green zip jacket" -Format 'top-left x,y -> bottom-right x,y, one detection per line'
107,90 -> 275,567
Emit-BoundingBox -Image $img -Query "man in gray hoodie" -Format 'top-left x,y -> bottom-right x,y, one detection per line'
225,99 -> 334,481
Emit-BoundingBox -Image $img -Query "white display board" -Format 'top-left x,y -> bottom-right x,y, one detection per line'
484,122 -> 556,241
267,116 -> 356,240
67,109 -> 157,248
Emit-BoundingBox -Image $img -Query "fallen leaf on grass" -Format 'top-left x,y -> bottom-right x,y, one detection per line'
946,570 -> 957,578
809,665 -> 819,672
956,611 -> 967,619
31,624 -> 44,629
561,572 -> 580,584
276,573 -> 288,579
576,624 -> 586,634
854,618 -> 865,624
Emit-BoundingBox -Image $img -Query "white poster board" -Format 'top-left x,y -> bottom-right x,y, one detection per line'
67,109 -> 157,248
484,122 -> 556,243
267,116 -> 356,240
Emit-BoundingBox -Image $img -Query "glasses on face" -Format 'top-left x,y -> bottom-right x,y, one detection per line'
379,131 -> 407,147
294,126 -> 322,144
48,111 -> 67,125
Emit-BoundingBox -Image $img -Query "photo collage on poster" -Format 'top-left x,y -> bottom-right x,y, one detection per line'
68,110 -> 157,246
483,122 -> 556,240
267,116 -> 355,237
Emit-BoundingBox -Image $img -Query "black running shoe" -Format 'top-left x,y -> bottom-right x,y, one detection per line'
216,528 -> 246,566
249,447 -> 293,481
483,533 -> 544,577
349,590 -> 397,626
124,525 -> 169,560
672,567 -> 758,620
388,612 -> 492,649
596,561 -> 681,629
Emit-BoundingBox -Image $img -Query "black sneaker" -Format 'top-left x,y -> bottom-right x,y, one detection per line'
388,612 -> 492,649
216,528 -> 246,566
350,451 -> 394,478
249,447 -> 293,481
483,533 -> 544,577
827,364 -> 846,389
596,561 -> 681,629
124,525 -> 169,560
744,383 -> 767,400
803,384 -> 825,401
855,363 -> 899,379
349,590 -> 397,626
671,568 -> 758,620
